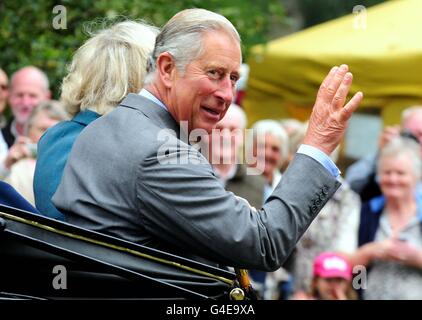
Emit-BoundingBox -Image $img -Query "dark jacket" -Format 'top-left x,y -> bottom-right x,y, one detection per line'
1,119 -> 17,148
359,194 -> 422,247
226,164 -> 266,209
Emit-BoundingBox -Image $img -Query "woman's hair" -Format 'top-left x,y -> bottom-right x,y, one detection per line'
377,136 -> 421,181
27,100 -> 69,130
61,20 -> 158,116
249,119 -> 289,165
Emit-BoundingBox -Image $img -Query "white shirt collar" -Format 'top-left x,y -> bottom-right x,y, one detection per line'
139,89 -> 168,111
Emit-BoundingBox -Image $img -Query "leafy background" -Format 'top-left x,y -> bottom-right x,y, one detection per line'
0,0 -> 284,98
0,0 -> 384,99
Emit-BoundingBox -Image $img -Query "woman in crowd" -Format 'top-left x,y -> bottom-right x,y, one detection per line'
351,136 -> 422,299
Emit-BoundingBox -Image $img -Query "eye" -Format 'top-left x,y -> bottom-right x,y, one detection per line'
208,70 -> 221,79
230,74 -> 239,83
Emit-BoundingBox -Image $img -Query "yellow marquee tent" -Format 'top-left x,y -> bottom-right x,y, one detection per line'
244,0 -> 422,126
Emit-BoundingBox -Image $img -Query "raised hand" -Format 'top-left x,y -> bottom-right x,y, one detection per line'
303,64 -> 363,155
378,125 -> 401,149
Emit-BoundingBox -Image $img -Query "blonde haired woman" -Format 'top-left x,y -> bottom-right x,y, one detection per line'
34,20 -> 158,220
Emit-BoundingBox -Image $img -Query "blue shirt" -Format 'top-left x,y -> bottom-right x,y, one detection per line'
297,144 -> 340,179
33,110 -> 100,220
139,89 -> 167,111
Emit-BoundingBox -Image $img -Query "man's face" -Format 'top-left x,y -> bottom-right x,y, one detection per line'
168,31 -> 241,134
210,108 -> 244,164
9,71 -> 49,125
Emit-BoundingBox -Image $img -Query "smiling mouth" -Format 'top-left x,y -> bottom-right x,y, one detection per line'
203,106 -> 219,116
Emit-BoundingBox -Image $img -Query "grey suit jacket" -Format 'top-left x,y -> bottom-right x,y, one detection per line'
53,94 -> 340,271
225,164 -> 266,209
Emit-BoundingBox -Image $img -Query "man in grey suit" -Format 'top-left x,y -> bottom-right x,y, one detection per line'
53,9 -> 363,271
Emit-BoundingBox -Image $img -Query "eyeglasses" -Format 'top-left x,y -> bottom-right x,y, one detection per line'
0,84 -> 8,90
400,129 -> 420,144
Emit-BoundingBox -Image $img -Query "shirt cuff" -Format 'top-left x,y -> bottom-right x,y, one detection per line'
297,144 -> 341,178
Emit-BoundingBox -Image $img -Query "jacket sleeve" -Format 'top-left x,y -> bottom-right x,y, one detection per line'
136,142 -> 341,271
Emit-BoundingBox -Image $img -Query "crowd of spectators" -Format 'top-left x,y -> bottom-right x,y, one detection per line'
1,16 -> 422,300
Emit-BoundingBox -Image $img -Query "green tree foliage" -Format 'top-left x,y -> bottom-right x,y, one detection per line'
0,0 -> 284,98
298,0 -> 385,28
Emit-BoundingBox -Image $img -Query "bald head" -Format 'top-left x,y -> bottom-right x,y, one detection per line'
402,105 -> 422,144
209,104 -> 247,165
8,66 -> 51,127
218,103 -> 247,130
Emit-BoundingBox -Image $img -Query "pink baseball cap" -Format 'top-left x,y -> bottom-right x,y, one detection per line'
313,252 -> 352,280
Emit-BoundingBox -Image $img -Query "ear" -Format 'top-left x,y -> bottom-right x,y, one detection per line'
156,52 -> 176,89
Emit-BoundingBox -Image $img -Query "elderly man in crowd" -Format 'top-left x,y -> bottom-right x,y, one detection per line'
0,66 -> 50,177
1,66 -> 51,147
53,9 -> 363,271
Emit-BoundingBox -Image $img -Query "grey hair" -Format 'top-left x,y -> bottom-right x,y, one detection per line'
61,20 -> 158,116
378,136 -> 422,181
401,105 -> 422,125
145,8 -> 240,83
27,100 -> 69,130
11,66 -> 49,91
250,119 -> 289,164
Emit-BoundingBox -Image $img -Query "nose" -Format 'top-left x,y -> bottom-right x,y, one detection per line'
21,94 -> 34,107
215,76 -> 234,106
384,173 -> 398,185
